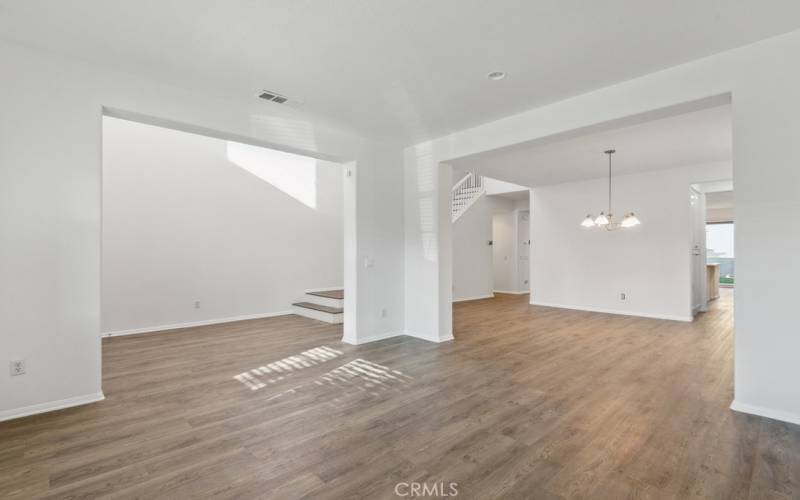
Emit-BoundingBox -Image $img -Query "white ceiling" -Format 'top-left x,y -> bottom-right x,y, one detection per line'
451,104 -> 732,187
488,190 -> 529,202
0,1 -> 798,144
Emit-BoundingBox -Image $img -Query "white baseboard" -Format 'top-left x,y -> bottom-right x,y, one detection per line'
342,330 -> 404,345
530,301 -> 693,322
730,400 -> 800,426
403,330 -> 455,343
342,329 -> 456,345
493,290 -> 529,295
305,286 -> 344,293
102,311 -> 293,337
0,392 -> 105,423
453,294 -> 495,303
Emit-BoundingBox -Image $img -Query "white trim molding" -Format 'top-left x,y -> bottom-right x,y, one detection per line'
730,400 -> 800,426
452,294 -> 495,303
343,330 -> 457,345
530,301 -> 693,322
305,286 -> 345,293
342,330 -> 404,345
0,392 -> 105,423
404,330 -> 455,343
493,290 -> 530,295
102,311 -> 293,337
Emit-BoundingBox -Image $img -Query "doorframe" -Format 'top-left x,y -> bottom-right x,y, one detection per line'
100,107 -> 358,345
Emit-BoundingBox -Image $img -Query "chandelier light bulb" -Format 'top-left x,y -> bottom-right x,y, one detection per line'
621,214 -> 634,227
581,215 -> 596,227
621,212 -> 641,227
595,212 -> 610,226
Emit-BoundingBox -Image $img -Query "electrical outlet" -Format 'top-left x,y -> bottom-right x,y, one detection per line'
10,360 -> 25,376
380,308 -> 387,318
194,301 -> 201,309
620,293 -> 627,301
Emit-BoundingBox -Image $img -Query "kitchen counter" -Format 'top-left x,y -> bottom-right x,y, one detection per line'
707,263 -> 720,301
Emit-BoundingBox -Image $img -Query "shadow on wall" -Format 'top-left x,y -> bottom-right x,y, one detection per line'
413,143 -> 437,262
226,141 -> 318,209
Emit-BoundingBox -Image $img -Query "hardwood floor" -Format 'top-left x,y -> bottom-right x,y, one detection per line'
2,290 -> 799,499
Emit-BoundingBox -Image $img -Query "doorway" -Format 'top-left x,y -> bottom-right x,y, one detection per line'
707,222 -> 735,288
101,114 -> 348,339
705,186 -> 735,290
490,206 -> 530,295
691,181 -> 734,314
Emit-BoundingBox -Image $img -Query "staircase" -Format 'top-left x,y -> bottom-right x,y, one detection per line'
292,289 -> 343,324
452,173 -> 485,222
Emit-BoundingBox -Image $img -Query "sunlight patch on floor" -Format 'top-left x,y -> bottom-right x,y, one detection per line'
233,345 -> 343,390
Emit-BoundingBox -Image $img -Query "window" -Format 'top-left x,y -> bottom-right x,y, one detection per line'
707,222 -> 734,285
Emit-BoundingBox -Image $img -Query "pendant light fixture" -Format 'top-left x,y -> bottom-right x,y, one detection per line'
581,149 -> 640,230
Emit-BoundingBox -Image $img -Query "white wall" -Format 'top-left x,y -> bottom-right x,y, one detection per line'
483,177 -> 528,196
101,117 -> 343,334
704,187 -> 735,223
404,29 -> 800,424
707,207 -> 734,223
345,144 -> 406,344
0,39 -> 404,421
452,196 -> 493,301
706,207 -> 734,222
403,151 -> 451,341
531,162 -> 729,321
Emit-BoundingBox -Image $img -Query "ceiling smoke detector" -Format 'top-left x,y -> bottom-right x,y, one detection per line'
487,71 -> 506,81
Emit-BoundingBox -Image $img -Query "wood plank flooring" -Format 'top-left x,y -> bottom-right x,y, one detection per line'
290,302 -> 344,314
306,290 -> 344,300
1,289 -> 799,499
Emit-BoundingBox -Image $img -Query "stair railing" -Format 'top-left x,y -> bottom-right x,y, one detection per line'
451,172 -> 485,222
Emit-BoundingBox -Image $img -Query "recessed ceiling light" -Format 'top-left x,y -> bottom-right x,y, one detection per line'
487,71 -> 506,81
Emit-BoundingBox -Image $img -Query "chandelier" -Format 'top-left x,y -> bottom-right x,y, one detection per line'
581,149 -> 640,230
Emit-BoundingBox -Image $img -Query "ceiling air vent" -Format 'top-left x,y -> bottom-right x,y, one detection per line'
258,90 -> 289,104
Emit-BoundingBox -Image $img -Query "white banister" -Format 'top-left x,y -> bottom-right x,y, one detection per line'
451,173 -> 485,222
452,173 -> 472,192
